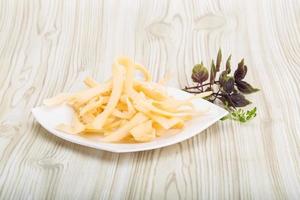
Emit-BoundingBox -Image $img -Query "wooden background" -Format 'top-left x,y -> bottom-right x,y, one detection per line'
0,0 -> 300,199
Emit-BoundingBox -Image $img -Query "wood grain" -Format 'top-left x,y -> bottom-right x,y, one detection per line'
0,0 -> 300,199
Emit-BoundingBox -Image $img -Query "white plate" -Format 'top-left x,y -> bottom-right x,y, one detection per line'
32,87 -> 228,153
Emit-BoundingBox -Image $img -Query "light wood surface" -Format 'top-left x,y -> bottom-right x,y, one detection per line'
1,0 -> 300,199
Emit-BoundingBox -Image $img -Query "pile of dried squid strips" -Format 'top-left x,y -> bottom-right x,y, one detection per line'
44,57 -> 208,143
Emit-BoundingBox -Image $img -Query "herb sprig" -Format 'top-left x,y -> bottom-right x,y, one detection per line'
183,49 -> 259,123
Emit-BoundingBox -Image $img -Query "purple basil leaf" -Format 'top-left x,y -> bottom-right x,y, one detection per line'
236,80 -> 259,94
223,77 -> 235,94
230,93 -> 251,107
234,60 -> 247,81
223,94 -> 236,108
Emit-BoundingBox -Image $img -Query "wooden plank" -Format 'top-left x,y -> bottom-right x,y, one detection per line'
0,0 -> 299,199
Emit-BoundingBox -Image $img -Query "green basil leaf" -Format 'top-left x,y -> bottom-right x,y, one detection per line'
191,63 -> 209,84
216,49 -> 222,72
226,55 -> 232,74
210,60 -> 216,85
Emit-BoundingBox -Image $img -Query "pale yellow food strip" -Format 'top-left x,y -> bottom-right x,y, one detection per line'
72,82 -> 112,106
134,83 -> 168,101
44,93 -> 73,106
134,99 -> 196,117
129,120 -> 156,142
155,127 -> 167,137
92,63 -> 125,129
103,112 -> 148,142
79,97 -> 104,116
84,76 -> 100,87
103,120 -> 123,131
56,114 -> 85,134
84,116 -> 117,133
111,97 -> 136,119
153,101 -> 194,113
135,63 -> 152,82
117,57 -> 135,95
152,98 -> 194,110
145,112 -> 184,129
47,56 -> 206,143
80,113 -> 95,124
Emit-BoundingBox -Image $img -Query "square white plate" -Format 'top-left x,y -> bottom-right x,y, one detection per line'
32,87 -> 228,153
